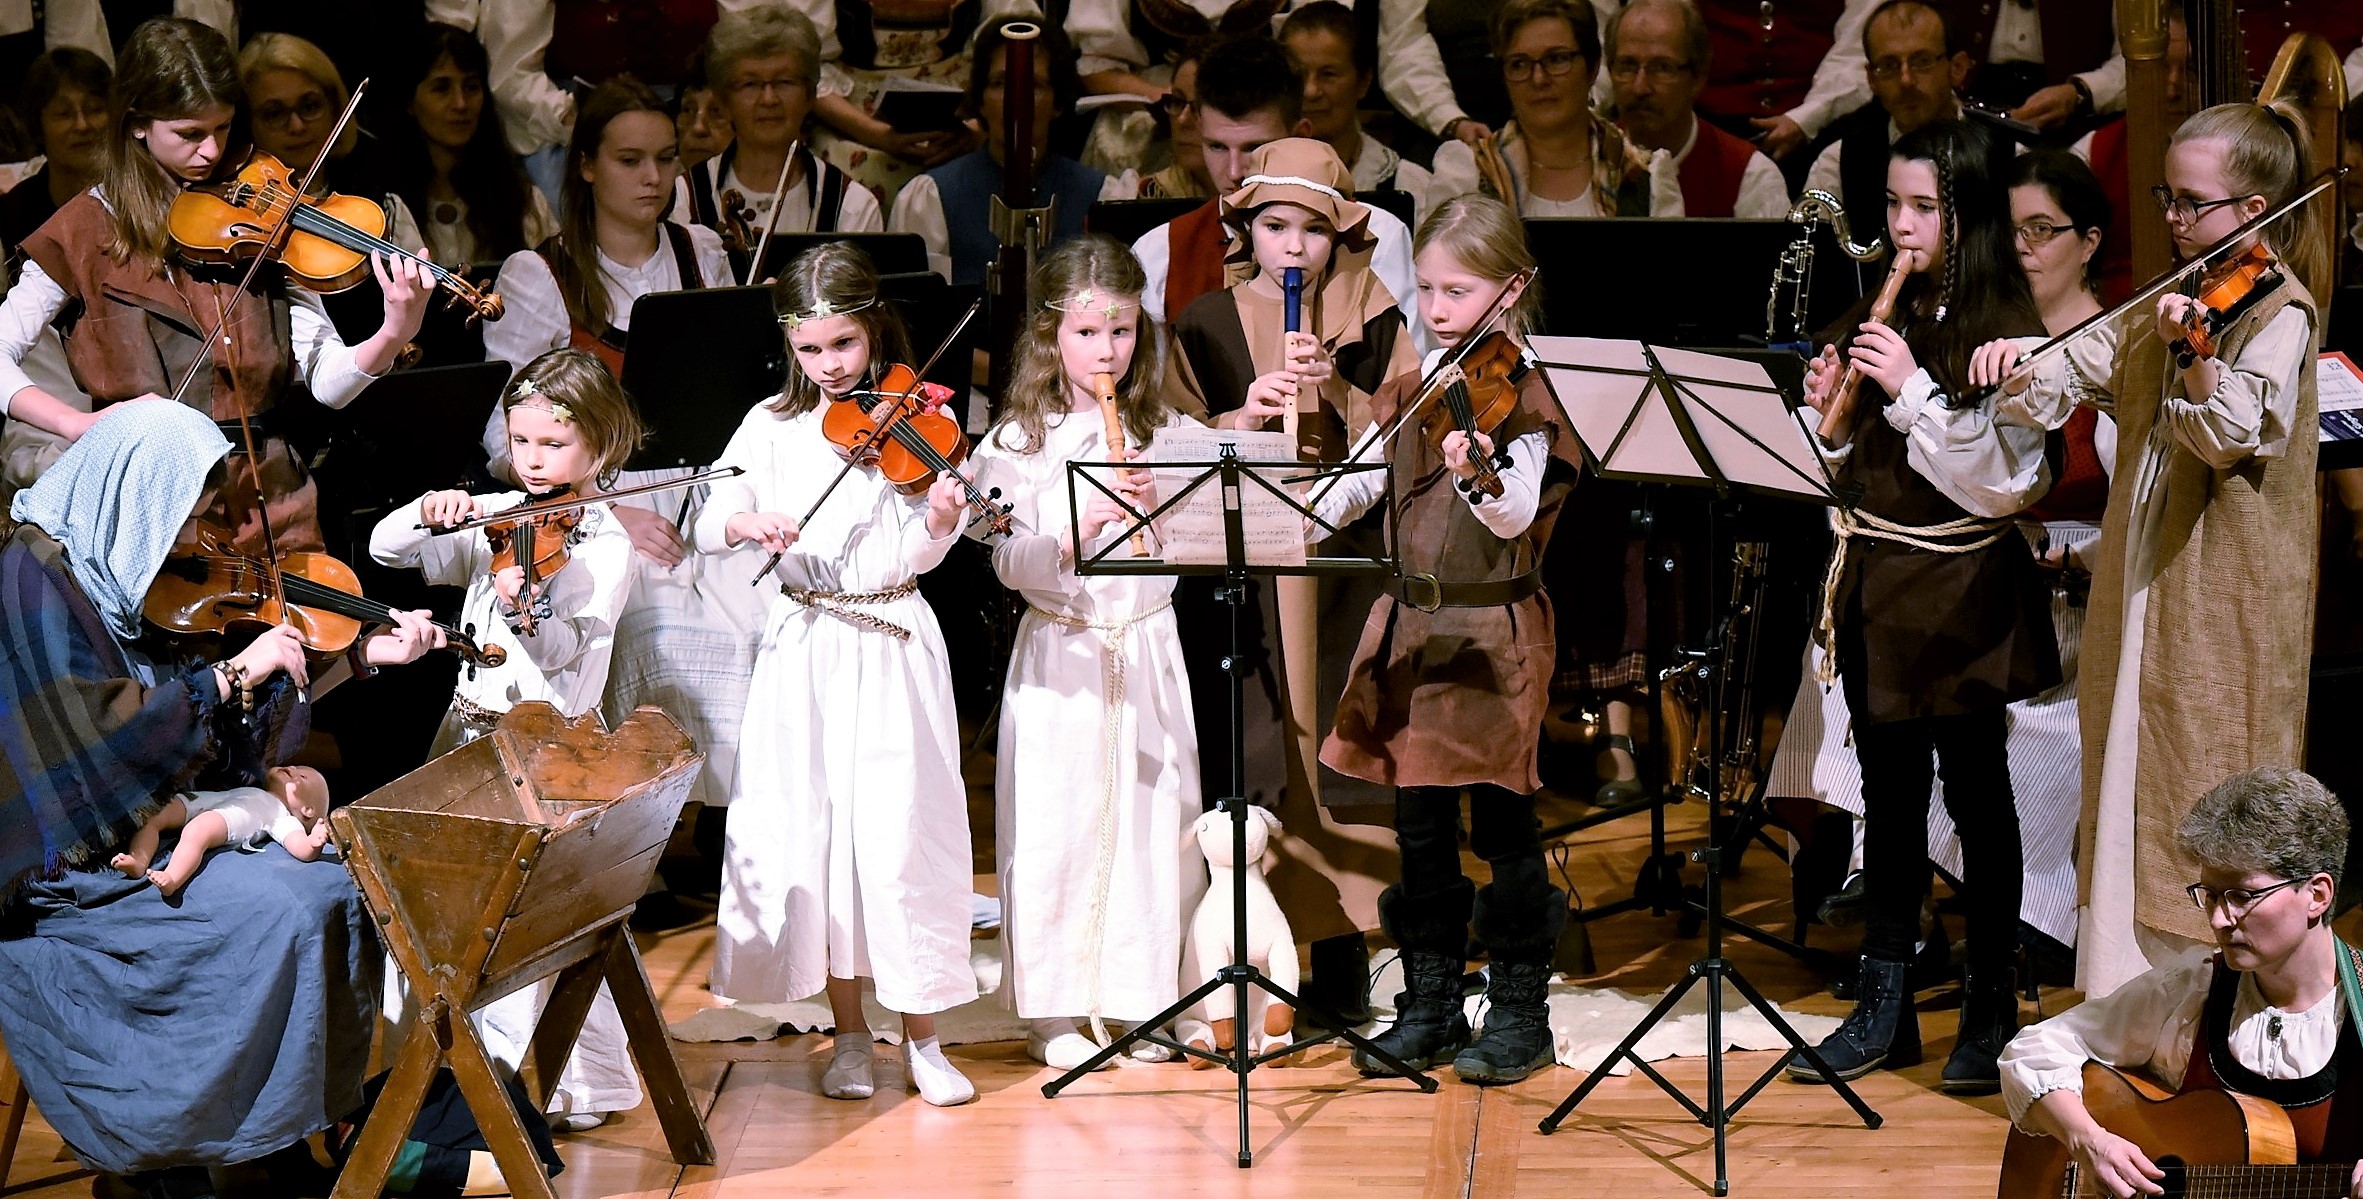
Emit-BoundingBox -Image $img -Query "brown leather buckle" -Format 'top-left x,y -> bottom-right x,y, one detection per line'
1400,572 -> 1443,613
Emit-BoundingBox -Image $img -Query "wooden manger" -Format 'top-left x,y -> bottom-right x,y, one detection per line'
329,703 -> 713,1199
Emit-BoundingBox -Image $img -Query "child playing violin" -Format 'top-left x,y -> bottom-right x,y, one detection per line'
2072,101 -> 2327,1000
693,241 -> 982,1108
1315,194 -> 1581,1085
0,17 -> 433,557
965,235 -> 1202,1071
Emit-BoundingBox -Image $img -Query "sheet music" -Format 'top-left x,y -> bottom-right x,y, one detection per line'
1146,426 -> 1309,567
2319,351 -> 2363,444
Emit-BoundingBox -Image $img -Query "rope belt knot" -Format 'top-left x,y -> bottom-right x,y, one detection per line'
1813,507 -> 2011,687
784,580 -> 921,640
1027,596 -> 1176,1046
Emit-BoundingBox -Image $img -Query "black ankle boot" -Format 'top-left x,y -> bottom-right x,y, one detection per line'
1788,955 -> 1922,1083
1354,883 -> 1474,1074
1941,968 -> 2018,1095
1452,886 -> 1565,1085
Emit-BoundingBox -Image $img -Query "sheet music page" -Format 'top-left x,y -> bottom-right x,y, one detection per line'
1147,425 -> 1309,567
2319,351 -> 2363,443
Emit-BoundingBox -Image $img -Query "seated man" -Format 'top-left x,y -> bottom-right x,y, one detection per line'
1605,0 -> 1790,218
1999,766 -> 2363,1198
1802,0 -> 1966,222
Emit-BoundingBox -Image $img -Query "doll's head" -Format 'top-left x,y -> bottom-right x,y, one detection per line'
1220,137 -> 1372,288
993,235 -> 1168,455
265,765 -> 329,833
1412,194 -> 1540,349
501,349 -> 647,493
769,240 -> 915,417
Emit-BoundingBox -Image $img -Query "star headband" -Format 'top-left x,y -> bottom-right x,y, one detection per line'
1046,287 -> 1137,318
507,377 -> 573,423
778,295 -> 877,330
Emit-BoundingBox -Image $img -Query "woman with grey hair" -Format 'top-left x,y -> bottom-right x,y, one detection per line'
674,5 -> 884,282
1998,766 -> 2363,1196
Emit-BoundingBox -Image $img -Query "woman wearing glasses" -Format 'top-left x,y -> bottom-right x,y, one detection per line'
2069,101 -> 2328,1002
238,33 -> 428,253
2001,766 -> 2363,1197
1481,0 -> 1670,218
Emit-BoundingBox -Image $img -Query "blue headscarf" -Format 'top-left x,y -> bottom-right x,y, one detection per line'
10,404 -> 232,641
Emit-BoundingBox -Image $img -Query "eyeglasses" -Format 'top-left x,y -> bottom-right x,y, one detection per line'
2013,219 -> 2080,248
2184,878 -> 2305,918
254,95 -> 331,129
729,77 -> 809,99
2150,184 -> 2258,226
1867,52 -> 1949,81
1607,57 -> 1692,84
1504,49 -> 1583,83
1158,92 -> 1195,119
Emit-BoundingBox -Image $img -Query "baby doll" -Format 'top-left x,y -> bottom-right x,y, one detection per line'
110,765 -> 332,897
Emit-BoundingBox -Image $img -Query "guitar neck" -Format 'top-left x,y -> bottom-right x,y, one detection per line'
2070,1163 -> 2354,1199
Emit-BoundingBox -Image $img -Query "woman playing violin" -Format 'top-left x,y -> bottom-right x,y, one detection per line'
1313,194 -> 1582,1087
694,241 -> 982,1110
0,17 -> 433,557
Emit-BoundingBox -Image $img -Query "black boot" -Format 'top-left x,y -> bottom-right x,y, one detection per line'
1788,955 -> 1922,1083
1353,883 -> 1474,1075
1453,886 -> 1566,1085
1940,968 -> 2018,1095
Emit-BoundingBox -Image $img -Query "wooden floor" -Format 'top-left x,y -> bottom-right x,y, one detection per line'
1,787 -> 2044,1199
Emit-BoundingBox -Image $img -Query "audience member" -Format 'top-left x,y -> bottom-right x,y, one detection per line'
1803,0 -> 1966,222
1605,0 -> 1789,217
804,0 -> 981,211
1138,47 -> 1213,199
479,0 -> 721,205
1487,0 -> 1667,216
1281,2 -> 1475,227
375,21 -> 558,268
0,48 -> 111,251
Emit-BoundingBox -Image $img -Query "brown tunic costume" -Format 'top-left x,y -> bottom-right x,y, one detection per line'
1321,363 -> 1580,792
20,193 -> 324,555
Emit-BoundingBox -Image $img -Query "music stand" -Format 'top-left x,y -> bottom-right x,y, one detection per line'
1525,337 -> 1877,1197
1039,438 -> 1437,1167
619,287 -> 786,470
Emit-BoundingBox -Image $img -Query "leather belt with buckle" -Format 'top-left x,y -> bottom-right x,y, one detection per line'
1393,568 -> 1543,612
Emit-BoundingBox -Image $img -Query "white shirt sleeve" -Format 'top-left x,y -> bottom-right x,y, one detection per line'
1735,150 -> 1794,218
1786,0 -> 1878,137
1802,141 -> 1845,201
1373,0 -> 1472,137
1068,0 -> 1147,79
370,492 -> 489,586
1312,424 -> 1390,531
1467,430 -> 1550,539
901,497 -> 961,575
2161,305 -> 2310,469
1098,170 -> 1141,202
1367,208 -> 1436,359
837,177 -> 888,231
1998,954 -> 2212,1126
2075,27 -> 2126,115
1133,225 -> 1173,324
423,0 -> 480,31
888,173 -> 954,282
43,0 -> 110,62
2348,44 -> 2363,102
508,504 -> 635,673
481,249 -> 568,465
0,258 -> 70,416
287,288 -> 384,408
480,0 -> 575,156
1879,343 -> 2061,518
384,193 -> 429,254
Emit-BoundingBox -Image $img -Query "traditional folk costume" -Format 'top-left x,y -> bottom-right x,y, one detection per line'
1791,275 -> 2066,1091
693,398 -> 978,1017
369,459 -> 642,1120
1490,113 -> 1677,219
672,142 -> 886,282
1132,191 -> 1429,356
798,0 -> 983,209
891,148 -> 1133,285
0,192 -> 393,555
1160,139 -> 1420,948
2077,260 -> 2321,998
2001,943 -> 2363,1163
0,405 -> 376,1176
484,221 -> 771,811
967,403 -> 1204,1045
1316,344 -> 1582,1082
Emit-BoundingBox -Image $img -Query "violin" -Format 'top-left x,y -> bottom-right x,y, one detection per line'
2168,242 -> 2282,369
1412,330 -> 1522,499
821,362 -> 1014,526
144,519 -> 507,673
168,149 -> 504,321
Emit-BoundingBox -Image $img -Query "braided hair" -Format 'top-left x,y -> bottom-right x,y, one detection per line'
1886,119 -> 2040,407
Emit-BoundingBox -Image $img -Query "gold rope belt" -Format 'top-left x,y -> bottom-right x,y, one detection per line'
1814,507 -> 2012,688
1026,597 -> 1176,1047
784,580 -> 921,640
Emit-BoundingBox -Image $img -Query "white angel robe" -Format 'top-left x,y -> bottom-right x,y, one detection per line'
968,412 -> 1205,1024
694,400 -> 979,1015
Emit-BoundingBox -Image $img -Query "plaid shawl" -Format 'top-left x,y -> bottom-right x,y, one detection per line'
0,525 -> 302,909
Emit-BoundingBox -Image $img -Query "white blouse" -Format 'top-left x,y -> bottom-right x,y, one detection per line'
2000,950 -> 2345,1127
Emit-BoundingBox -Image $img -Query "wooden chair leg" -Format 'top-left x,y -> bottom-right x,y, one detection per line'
329,1009 -> 446,1199
443,1007 -> 560,1199
605,935 -> 715,1165
0,1047 -> 26,1193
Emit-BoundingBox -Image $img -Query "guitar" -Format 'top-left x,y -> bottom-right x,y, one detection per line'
1997,1062 -> 2353,1197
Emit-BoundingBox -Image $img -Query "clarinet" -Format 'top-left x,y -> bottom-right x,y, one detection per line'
1766,190 -> 1885,353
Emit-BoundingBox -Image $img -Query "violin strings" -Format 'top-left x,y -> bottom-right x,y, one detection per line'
249,183 -> 459,283
863,393 -> 998,512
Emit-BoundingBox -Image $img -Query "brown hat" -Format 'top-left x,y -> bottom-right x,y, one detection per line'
1218,137 -> 1374,252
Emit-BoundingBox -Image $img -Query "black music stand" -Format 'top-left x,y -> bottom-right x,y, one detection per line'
1040,441 -> 1436,1167
619,287 -> 786,470
1526,336 -> 1876,1197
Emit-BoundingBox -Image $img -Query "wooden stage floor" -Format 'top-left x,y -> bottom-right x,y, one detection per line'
2,788 -> 2041,1198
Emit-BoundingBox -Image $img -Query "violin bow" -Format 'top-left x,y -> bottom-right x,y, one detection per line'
740,140 -> 800,288
167,79 -> 371,408
752,299 -> 984,586
1957,166 -> 2343,407
1303,272 -> 1527,512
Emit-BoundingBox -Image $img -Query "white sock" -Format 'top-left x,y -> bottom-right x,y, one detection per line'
822,1038 -> 875,1100
1026,1017 -> 1111,1071
905,1035 -> 976,1107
